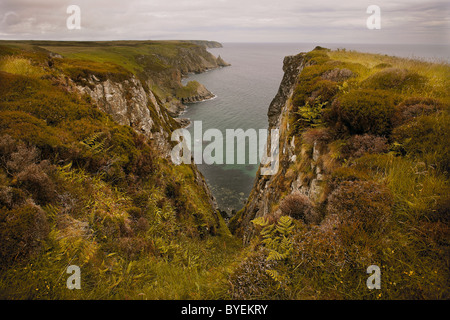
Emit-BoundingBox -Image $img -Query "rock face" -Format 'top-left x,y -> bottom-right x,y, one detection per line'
72,74 -> 173,159
76,75 -> 154,136
267,54 -> 306,127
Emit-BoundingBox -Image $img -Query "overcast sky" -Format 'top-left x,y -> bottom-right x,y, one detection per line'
0,0 -> 449,44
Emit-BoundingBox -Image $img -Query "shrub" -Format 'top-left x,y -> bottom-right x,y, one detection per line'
0,186 -> 27,209
302,127 -> 333,147
392,113 -> 450,172
0,71 -> 39,99
292,67 -> 337,108
362,68 -> 426,92
6,144 -> 39,173
392,97 -> 444,126
341,134 -> 389,159
308,79 -> 339,102
227,249 -> 280,299
279,191 -> 318,224
1,89 -> 95,126
321,68 -> 354,82
129,136 -> 154,177
0,134 -> 17,164
16,161 -> 57,205
0,202 -> 49,267
3,142 -> 57,205
330,89 -> 396,136
0,111 -> 64,151
326,180 -> 393,246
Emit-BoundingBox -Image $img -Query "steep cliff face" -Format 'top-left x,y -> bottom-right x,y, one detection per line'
267,54 -> 307,128
75,75 -> 155,135
70,74 -> 174,159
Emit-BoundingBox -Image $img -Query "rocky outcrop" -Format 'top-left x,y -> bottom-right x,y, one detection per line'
178,81 -> 215,104
217,55 -> 231,67
75,75 -> 154,135
72,74 -> 175,159
267,54 -> 306,127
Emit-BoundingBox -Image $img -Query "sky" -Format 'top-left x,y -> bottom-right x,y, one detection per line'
0,0 -> 449,44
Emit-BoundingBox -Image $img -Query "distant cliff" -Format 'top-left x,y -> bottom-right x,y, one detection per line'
182,40 -> 224,48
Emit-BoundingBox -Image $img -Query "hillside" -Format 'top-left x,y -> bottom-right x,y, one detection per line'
229,47 -> 450,299
0,40 -> 239,299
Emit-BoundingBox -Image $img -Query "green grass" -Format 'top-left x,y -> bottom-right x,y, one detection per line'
39,41 -> 197,75
0,55 -> 45,77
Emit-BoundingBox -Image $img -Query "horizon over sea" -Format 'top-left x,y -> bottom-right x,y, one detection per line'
180,42 -> 450,213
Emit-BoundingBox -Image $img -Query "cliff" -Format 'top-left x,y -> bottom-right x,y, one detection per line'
11,40 -> 230,118
182,40 -> 224,48
227,47 -> 450,299
0,40 -> 237,299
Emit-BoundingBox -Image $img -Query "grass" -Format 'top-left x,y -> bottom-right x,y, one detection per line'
328,49 -> 450,99
0,55 -> 45,77
39,41 -> 199,75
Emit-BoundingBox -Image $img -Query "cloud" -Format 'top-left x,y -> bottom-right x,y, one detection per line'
0,0 -> 448,44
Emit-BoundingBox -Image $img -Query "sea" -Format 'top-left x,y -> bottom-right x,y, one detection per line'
179,43 -> 450,213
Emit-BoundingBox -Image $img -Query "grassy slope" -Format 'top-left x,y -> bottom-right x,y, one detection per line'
229,47 -> 450,299
0,40 -> 196,73
0,41 -> 242,299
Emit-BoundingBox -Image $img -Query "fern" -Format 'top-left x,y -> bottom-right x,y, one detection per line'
251,216 -> 269,227
265,269 -> 284,282
254,215 -> 294,262
276,216 -> 294,236
80,132 -> 109,154
43,204 -> 59,228
295,96 -> 328,129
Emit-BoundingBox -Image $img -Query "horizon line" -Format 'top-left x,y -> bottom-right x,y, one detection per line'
0,39 -> 448,47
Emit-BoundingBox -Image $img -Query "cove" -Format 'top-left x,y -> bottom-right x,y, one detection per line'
178,43 -> 311,214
